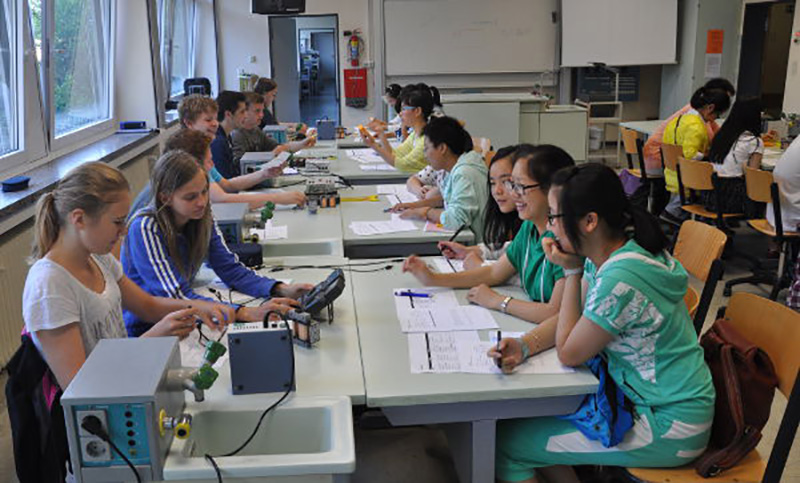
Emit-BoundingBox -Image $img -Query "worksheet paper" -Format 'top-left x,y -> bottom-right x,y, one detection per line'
487,332 -> 576,375
393,287 -> 460,311
348,215 -> 417,236
346,149 -> 386,164
423,221 -> 454,233
397,306 -> 499,333
385,191 -> 417,205
407,331 -> 576,374
432,257 -> 465,273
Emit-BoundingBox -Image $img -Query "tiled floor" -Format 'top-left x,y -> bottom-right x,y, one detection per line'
300,80 -> 339,127
1,228 -> 799,482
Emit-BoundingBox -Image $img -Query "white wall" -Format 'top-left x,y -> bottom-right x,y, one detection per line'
115,0 -> 158,128
783,3 -> 800,114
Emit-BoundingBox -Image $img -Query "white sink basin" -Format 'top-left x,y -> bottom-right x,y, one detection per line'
163,396 -> 354,480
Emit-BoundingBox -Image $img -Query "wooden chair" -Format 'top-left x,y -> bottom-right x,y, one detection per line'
676,158 -> 743,229
672,220 -> 727,334
660,143 -> 683,173
684,285 -> 699,320
483,150 -> 496,167
621,128 -> 651,211
724,167 -> 800,300
626,292 -> 800,483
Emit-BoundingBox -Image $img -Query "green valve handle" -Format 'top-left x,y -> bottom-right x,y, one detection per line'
193,365 -> 219,390
260,202 -> 276,223
203,340 -> 227,365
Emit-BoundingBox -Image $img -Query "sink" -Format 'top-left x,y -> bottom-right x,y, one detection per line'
163,396 -> 354,480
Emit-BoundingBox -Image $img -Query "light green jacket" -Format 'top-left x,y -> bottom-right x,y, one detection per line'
440,151 -> 489,243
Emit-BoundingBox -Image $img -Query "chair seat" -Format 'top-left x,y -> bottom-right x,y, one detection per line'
748,219 -> 800,238
629,168 -> 642,178
626,449 -> 765,482
681,204 -> 743,219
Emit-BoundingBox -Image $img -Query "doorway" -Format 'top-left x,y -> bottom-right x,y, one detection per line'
737,1 -> 795,118
268,15 -> 340,127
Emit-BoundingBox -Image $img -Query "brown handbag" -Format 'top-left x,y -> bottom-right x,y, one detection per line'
694,318 -> 779,477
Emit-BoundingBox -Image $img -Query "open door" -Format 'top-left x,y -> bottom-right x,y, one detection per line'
269,16 -> 301,122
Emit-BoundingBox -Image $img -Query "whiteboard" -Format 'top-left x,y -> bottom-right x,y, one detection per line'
384,0 -> 558,76
561,0 -> 678,67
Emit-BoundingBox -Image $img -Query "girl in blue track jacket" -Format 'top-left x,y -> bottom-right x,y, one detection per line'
122,150 -> 312,337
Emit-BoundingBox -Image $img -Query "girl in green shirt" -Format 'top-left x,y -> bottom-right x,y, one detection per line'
402,144 -> 574,328
491,164 -> 714,483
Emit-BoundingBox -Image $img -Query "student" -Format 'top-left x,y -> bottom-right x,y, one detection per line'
406,164 -> 447,200
231,92 -> 315,166
491,163 -> 714,483
254,77 -> 306,134
643,78 -> 735,214
362,86 -> 433,173
403,145 -> 573,325
178,96 -> 306,208
660,87 -> 731,221
437,145 -> 522,269
768,135 -> 800,232
23,162 -> 232,389
393,116 -> 489,240
211,90 -> 248,178
123,151 -> 313,337
702,97 -> 764,215
421,83 -> 445,117
367,83 -> 403,136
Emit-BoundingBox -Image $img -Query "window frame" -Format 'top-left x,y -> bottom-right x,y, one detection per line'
0,0 -> 24,166
159,0 -> 197,101
44,0 -> 117,153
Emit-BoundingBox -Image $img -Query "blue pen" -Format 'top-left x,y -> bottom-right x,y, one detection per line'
394,290 -> 431,298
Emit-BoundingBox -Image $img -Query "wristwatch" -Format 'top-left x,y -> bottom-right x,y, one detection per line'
499,296 -> 513,313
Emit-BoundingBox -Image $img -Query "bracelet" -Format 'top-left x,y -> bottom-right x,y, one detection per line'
563,267 -> 584,277
499,296 -> 513,314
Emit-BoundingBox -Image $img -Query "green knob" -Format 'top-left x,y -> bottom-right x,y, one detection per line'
193,365 -> 219,390
203,340 -> 227,365
265,201 -> 276,210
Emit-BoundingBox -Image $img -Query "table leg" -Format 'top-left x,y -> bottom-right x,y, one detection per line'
443,419 -> 496,483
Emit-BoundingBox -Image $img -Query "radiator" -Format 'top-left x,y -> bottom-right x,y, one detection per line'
0,219 -> 34,367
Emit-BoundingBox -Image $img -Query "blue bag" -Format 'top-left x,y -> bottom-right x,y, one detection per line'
558,354 -> 634,447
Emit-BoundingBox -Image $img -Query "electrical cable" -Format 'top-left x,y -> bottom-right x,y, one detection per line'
204,320 -> 296,477
80,416 -> 141,483
267,259 -> 404,272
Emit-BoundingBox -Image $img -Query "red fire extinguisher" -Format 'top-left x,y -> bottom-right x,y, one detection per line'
348,30 -> 362,67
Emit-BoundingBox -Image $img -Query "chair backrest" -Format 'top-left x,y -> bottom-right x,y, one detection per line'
678,158 -> 714,191
672,220 -> 727,282
726,292 -> 800,399
661,143 -> 683,171
621,127 -> 639,155
684,285 -> 699,318
744,166 -> 774,204
484,150 -> 495,166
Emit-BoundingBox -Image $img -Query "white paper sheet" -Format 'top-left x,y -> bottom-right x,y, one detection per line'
180,327 -> 229,369
392,287 -> 460,312
360,164 -> 398,171
348,214 -> 417,236
346,149 -> 387,164
396,306 -> 499,333
432,257 -> 465,273
487,332 -> 576,375
249,221 -> 288,240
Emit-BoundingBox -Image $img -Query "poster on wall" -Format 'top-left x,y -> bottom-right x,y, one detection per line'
704,29 -> 724,79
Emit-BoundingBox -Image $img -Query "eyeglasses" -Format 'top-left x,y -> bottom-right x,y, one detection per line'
547,212 -> 565,225
401,105 -> 417,111
503,180 -> 541,196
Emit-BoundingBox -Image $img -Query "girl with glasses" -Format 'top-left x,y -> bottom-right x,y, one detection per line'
493,163 -> 713,483
402,144 -> 574,329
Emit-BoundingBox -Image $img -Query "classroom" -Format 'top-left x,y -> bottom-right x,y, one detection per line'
1,0 -> 800,482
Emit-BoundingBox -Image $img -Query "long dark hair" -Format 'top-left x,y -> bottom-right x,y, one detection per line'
690,87 -> 731,117
553,163 -> 667,255
400,86 -> 435,120
515,144 -> 575,192
385,83 -> 402,100
483,145 -> 521,250
708,97 -> 762,164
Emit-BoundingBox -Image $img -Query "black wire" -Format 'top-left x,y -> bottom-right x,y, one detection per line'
267,259 -> 403,272
204,454 -> 223,483
107,438 -> 142,483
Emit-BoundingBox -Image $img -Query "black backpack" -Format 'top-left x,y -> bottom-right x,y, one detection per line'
5,334 -> 70,482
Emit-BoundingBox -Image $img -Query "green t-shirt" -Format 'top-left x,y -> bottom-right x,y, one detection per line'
505,221 -> 564,302
583,240 -> 714,422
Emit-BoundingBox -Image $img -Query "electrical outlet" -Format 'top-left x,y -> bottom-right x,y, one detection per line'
80,436 -> 111,462
77,409 -> 108,438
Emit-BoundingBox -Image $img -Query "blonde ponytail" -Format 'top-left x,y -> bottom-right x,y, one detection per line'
30,162 -> 130,261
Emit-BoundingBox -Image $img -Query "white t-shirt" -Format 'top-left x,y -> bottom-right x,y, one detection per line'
768,136 -> 800,232
713,132 -> 764,178
23,254 -> 128,356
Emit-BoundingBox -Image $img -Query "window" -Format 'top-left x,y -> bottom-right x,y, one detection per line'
50,0 -> 113,138
158,0 -> 196,99
0,0 -> 20,158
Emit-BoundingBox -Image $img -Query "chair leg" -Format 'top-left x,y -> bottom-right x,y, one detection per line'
770,249 -> 788,301
724,273 -> 776,297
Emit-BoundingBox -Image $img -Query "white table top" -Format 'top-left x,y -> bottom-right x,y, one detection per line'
350,258 -> 597,407
257,201 -> 345,257
193,256 -> 366,404
330,149 -> 412,184
619,119 -> 663,137
340,185 -> 475,248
